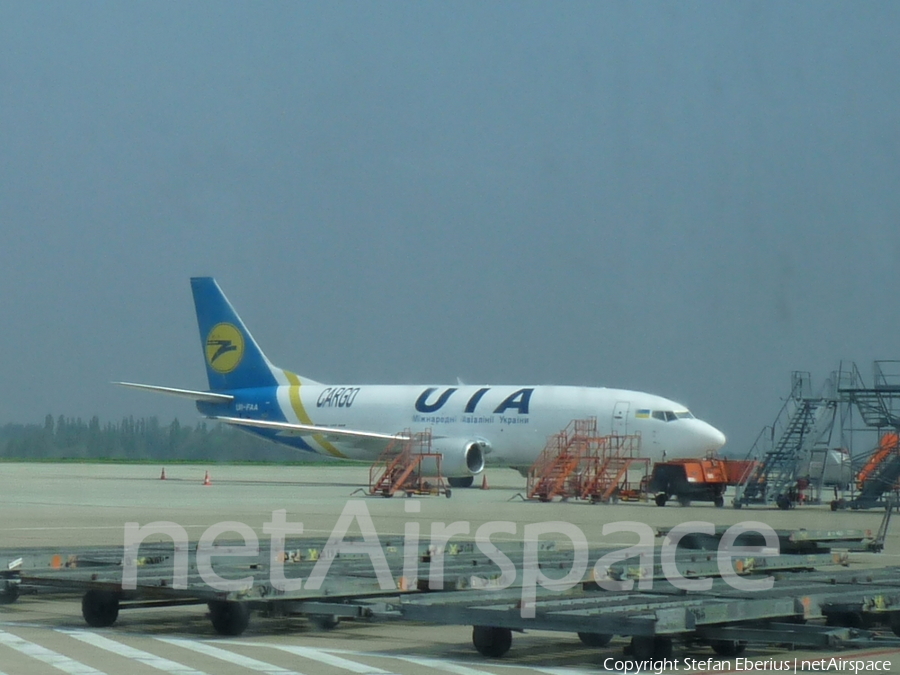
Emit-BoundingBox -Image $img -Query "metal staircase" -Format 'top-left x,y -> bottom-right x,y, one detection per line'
526,419 -> 645,503
837,361 -> 900,428
526,419 -> 595,502
576,434 -> 646,503
830,361 -> 900,510
369,429 -> 450,498
847,433 -> 900,509
736,372 -> 838,508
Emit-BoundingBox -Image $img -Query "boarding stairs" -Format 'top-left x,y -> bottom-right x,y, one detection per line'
736,372 -> 838,508
526,419 -> 596,502
837,361 -> 900,428
856,433 -> 899,491
848,434 -> 900,509
369,429 -> 450,497
832,361 -> 900,510
576,434 -> 646,503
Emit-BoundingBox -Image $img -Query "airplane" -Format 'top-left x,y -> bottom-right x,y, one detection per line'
117,277 -> 727,488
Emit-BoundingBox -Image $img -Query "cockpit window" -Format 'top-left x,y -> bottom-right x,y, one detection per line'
651,410 -> 682,422
675,411 -> 694,419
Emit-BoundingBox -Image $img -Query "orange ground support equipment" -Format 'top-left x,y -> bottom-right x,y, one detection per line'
649,456 -> 756,507
526,419 -> 595,502
575,434 -> 648,503
526,418 -> 646,503
856,433 -> 900,492
369,429 -> 451,498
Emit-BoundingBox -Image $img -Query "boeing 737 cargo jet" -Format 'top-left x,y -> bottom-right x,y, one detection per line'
118,277 -> 726,487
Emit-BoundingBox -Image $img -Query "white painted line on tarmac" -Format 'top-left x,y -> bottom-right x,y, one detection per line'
532,668 -> 623,675
157,637 -> 307,675
302,646 -> 610,675
391,654 -> 499,675
0,628 -> 107,674
264,644 -> 394,674
58,629 -> 208,675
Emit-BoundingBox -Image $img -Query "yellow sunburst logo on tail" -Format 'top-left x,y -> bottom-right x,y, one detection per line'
205,323 -> 244,374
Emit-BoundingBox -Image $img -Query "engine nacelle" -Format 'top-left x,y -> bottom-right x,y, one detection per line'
422,438 -> 488,477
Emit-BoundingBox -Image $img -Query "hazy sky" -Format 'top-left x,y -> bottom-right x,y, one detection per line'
2,2 -> 899,455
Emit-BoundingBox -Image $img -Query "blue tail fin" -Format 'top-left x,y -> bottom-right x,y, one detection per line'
190,277 -> 281,392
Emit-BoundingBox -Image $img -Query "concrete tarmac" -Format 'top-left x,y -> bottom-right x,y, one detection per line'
0,462 -> 898,674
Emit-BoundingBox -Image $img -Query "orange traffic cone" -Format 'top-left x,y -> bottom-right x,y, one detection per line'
160,467 -> 167,480
203,471 -> 211,486
481,474 -> 489,490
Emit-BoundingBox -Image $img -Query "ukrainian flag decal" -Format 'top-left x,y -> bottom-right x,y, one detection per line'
635,409 -> 650,419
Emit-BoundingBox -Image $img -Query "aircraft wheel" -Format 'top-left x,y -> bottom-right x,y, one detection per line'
654,494 -> 667,507
630,635 -> 673,660
208,600 -> 251,636
577,631 -> 612,647
710,639 -> 745,656
472,625 -> 512,658
82,590 -> 120,628
448,476 -> 474,488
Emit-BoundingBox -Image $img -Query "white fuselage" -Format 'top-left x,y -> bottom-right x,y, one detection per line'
262,382 -> 727,468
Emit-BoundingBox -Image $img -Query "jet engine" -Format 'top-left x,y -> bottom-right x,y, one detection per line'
424,438 -> 488,478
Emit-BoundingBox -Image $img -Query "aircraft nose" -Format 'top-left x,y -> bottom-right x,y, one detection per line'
704,423 -> 727,451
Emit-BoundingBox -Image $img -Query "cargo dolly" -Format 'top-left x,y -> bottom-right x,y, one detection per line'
1,528 -> 899,663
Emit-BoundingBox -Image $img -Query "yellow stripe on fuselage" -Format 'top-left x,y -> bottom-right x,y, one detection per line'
285,371 -> 346,458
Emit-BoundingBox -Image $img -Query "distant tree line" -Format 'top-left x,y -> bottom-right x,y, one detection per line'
0,415 -> 315,463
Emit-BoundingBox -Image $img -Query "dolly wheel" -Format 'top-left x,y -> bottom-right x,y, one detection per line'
208,601 -> 251,636
630,635 -> 673,660
714,496 -> 725,508
890,612 -> 900,637
82,590 -> 120,628
472,625 -> 512,658
310,614 -> 340,630
710,639 -> 746,656
654,494 -> 668,507
825,611 -> 866,629
0,582 -> 19,605
578,631 -> 612,647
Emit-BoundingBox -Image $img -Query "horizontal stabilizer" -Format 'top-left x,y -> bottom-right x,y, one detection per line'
213,416 -> 408,442
114,382 -> 234,404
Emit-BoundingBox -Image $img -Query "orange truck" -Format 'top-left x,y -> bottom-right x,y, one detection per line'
649,457 -> 756,507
